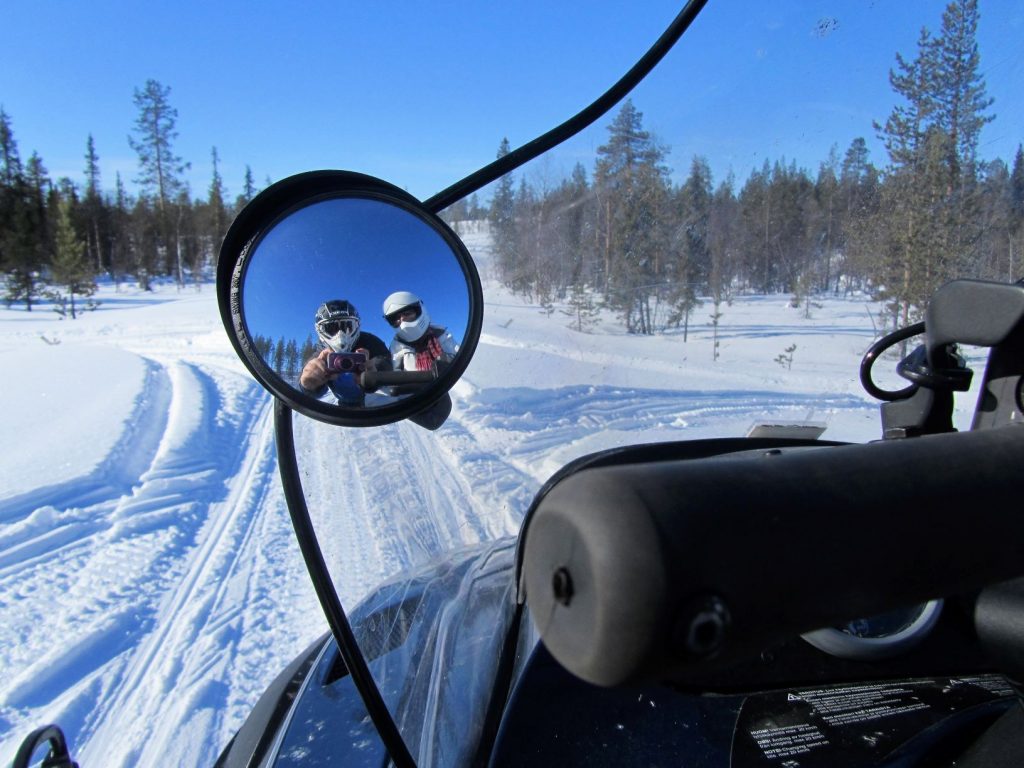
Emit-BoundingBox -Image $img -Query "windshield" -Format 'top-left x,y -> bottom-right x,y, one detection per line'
301,0 -> 1023,582
2,1 -> 1021,766
296,1 -> 1021,760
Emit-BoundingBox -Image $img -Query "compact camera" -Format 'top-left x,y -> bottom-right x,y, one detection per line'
325,352 -> 367,373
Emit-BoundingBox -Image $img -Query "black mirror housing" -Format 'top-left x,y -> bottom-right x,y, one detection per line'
217,170 -> 483,428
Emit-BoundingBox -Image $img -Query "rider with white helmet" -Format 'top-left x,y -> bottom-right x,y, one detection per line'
382,291 -> 458,373
299,299 -> 391,405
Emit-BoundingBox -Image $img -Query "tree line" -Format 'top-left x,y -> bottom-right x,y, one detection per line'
459,0 -> 1023,336
1,79 -> 261,315
251,333 -> 319,384
4,1 -> 1022,335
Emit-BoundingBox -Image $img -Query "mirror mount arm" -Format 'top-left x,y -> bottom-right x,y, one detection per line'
274,400 -> 417,768
423,0 -> 709,214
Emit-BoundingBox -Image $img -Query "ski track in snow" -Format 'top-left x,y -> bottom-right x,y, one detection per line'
0,350 -> 318,766
0,357 -> 171,525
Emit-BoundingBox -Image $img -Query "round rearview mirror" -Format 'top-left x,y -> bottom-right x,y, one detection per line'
217,171 -> 483,427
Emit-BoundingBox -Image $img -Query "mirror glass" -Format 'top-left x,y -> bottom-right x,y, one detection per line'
240,195 -> 472,409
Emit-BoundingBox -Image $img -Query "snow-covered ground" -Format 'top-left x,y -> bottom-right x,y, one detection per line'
0,231 -> 985,765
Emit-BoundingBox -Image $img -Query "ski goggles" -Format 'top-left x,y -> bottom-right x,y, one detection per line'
385,305 -> 422,327
318,318 -> 357,336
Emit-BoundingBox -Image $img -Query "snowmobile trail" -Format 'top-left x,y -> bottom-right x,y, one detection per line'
289,408 -> 526,605
0,356 -> 171,526
0,358 -> 290,767
76,367 -> 280,768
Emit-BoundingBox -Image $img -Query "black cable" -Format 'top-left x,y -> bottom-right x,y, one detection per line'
275,402 -> 416,768
423,0 -> 710,214
860,321 -> 925,401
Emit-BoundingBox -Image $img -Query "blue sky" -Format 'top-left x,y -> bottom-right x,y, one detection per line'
3,1 -> 1022,207
243,196 -> 472,347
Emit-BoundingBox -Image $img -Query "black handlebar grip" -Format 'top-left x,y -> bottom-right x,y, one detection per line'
522,427 -> 1024,687
361,370 -> 436,392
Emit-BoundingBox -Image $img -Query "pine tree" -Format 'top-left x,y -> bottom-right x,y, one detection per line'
110,173 -> 133,285
174,185 -> 202,285
284,338 -> 299,377
973,159 -> 1014,281
562,280 -> 601,332
205,147 -> 228,269
811,148 -> 840,293
1011,146 -> 1024,279
46,199 -> 97,318
1,111 -> 47,310
667,156 -> 713,337
0,108 -> 22,187
839,138 -> 880,291
129,80 -> 188,214
273,336 -> 287,374
236,165 -> 256,210
2,188 -> 47,311
931,0 -> 995,278
300,333 -> 318,365
131,196 -> 159,291
594,100 -> 670,334
83,134 -> 106,272
872,0 -> 994,324
489,138 -> 519,289
707,175 -> 738,351
737,161 -> 775,293
129,79 -> 191,286
677,155 -> 713,290
931,0 -> 993,175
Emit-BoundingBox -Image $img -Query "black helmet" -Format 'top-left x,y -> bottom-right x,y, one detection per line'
315,300 -> 361,352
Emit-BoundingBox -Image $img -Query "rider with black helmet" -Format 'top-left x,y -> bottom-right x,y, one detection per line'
299,299 -> 391,405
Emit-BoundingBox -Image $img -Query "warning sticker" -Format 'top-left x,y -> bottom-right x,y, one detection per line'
749,723 -> 829,760
731,675 -> 1014,767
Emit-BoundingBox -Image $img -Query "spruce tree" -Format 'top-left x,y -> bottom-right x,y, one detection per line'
488,138 -> 518,290
83,134 -> 106,272
812,148 -> 840,293
1011,146 -> 1024,279
0,109 -> 23,189
0,112 -> 47,310
707,175 -> 738,350
668,156 -> 713,337
839,138 -> 880,291
736,161 -> 774,293
206,147 -> 228,269
110,173 -> 132,285
47,199 -> 97,318
236,165 -> 256,210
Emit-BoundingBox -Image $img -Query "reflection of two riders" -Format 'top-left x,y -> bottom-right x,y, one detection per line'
299,292 -> 456,416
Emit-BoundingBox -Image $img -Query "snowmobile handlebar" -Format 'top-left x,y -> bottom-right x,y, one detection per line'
522,425 -> 1024,687
360,369 -> 437,393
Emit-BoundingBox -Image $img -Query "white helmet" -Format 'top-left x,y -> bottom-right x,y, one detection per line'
315,300 -> 361,352
383,290 -> 431,343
